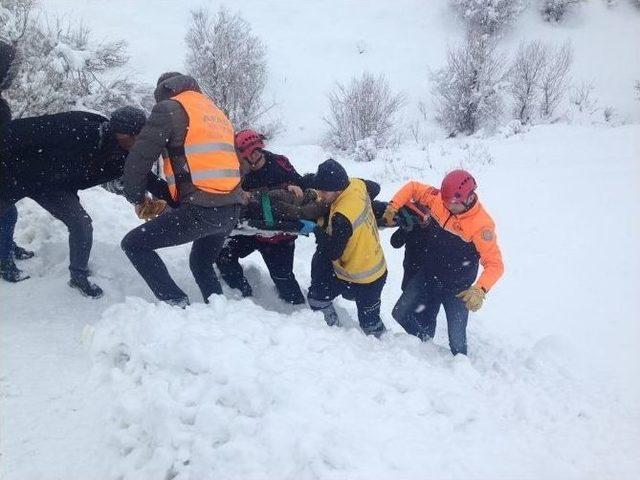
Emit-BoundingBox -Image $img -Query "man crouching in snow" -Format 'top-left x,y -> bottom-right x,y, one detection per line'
120,72 -> 243,307
304,159 -> 388,337
383,170 -> 504,355
0,106 -> 151,298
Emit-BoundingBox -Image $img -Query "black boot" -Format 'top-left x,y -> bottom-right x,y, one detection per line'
0,258 -> 30,282
13,244 -> 35,260
69,271 -> 103,299
239,279 -> 253,298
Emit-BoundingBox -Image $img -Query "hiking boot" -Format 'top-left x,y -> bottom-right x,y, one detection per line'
321,303 -> 340,327
13,244 -> 35,260
0,259 -> 30,282
69,272 -> 104,299
165,297 -> 190,309
239,280 -> 253,298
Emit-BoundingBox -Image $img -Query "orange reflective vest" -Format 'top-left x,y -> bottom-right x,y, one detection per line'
163,90 -> 240,200
389,181 -> 504,292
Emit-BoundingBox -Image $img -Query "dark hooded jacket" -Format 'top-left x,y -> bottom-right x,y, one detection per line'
1,112 -> 125,201
122,74 -> 243,207
0,40 -> 17,129
0,111 -> 171,203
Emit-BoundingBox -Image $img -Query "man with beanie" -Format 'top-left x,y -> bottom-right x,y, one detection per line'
121,72 -> 243,307
304,159 -> 388,337
0,39 -> 34,282
0,106 -> 154,296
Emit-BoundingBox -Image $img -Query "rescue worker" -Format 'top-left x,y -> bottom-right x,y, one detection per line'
121,72 -> 243,307
305,159 -> 388,337
0,39 -> 34,283
0,106 -> 149,296
215,129 -> 306,303
383,170 -> 504,355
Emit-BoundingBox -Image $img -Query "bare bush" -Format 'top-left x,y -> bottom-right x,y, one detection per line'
508,40 -> 549,123
323,72 -> 404,153
539,42 -> 573,118
2,0 -> 150,117
539,0 -> 583,22
569,81 -> 597,113
432,36 -> 507,135
450,0 -> 527,36
185,7 -> 272,130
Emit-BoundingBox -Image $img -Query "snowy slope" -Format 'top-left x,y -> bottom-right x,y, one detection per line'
2,123 -> 639,479
40,0 -> 640,142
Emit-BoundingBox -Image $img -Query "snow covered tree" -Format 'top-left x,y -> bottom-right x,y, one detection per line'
323,72 -> 404,154
432,35 -> 507,135
539,0 -> 583,22
508,40 -> 548,123
185,7 -> 273,131
450,0 -> 527,36
635,80 -> 640,101
1,0 -> 151,118
539,41 -> 573,118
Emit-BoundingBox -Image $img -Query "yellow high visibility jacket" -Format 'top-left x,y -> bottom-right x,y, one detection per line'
163,90 -> 240,200
328,178 -> 387,284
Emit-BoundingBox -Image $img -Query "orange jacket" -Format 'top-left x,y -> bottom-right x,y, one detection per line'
164,90 -> 240,201
389,181 -> 504,292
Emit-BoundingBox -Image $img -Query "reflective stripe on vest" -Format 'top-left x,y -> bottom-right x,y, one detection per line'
163,91 -> 240,200
330,178 -> 386,284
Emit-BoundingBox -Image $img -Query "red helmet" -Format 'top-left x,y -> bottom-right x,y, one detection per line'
441,169 -> 477,204
235,129 -> 265,158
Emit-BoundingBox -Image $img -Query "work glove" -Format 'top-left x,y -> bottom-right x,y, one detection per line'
382,204 -> 398,225
135,198 -> 167,221
456,285 -> 486,312
298,220 -> 318,235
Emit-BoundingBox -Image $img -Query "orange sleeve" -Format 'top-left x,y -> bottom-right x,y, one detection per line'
470,225 -> 504,292
389,181 -> 438,210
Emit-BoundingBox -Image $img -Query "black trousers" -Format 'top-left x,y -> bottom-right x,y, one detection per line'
216,235 -> 305,304
307,249 -> 387,336
1,190 -> 92,274
121,203 -> 239,303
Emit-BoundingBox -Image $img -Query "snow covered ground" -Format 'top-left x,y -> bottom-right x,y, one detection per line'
2,0 -> 640,478
2,123 -> 639,479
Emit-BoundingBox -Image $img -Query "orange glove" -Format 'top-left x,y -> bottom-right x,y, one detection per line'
135,198 -> 167,221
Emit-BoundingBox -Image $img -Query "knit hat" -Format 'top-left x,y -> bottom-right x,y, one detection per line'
311,159 -> 349,192
110,106 -> 147,135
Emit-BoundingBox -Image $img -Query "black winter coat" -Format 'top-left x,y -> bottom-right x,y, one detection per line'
0,111 -> 129,201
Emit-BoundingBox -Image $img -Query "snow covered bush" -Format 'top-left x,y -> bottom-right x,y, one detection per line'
635,80 -> 640,101
539,42 -> 573,118
450,0 -> 527,36
539,0 -> 583,22
432,36 -> 507,135
508,40 -> 548,123
185,7 -> 274,131
323,72 -> 404,153
1,0 -> 150,117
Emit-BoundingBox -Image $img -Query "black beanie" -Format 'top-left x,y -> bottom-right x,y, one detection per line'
312,159 -> 350,191
156,71 -> 182,86
110,106 -> 147,135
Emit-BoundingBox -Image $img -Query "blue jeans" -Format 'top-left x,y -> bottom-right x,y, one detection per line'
392,268 -> 469,355
0,203 -> 17,260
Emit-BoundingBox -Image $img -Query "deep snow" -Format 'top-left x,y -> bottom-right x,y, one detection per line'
2,0 -> 640,478
1,123 -> 639,479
